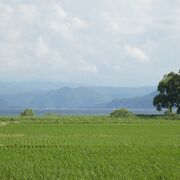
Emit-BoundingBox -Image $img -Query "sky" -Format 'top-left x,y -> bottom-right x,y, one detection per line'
0,0 -> 179,86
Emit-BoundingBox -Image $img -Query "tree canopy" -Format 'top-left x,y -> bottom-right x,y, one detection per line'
20,109 -> 35,117
153,71 -> 180,114
110,109 -> 135,118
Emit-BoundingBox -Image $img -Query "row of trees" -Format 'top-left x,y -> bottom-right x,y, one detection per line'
153,70 -> 180,114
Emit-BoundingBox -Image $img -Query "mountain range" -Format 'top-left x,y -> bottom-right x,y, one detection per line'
0,82 -> 157,109
105,92 -> 157,109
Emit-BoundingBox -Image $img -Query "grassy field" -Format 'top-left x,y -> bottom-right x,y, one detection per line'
0,116 -> 179,179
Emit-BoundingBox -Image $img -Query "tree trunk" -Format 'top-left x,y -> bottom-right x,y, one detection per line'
177,106 -> 180,114
169,107 -> 172,114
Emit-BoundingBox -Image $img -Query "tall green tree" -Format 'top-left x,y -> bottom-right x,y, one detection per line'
153,71 -> 180,114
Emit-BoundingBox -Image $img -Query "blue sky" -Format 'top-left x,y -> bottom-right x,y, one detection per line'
0,0 -> 179,86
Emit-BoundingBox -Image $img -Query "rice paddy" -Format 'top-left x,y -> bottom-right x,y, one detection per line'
0,116 -> 179,179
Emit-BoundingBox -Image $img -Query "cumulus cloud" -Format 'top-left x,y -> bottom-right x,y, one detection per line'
48,3 -> 88,41
50,16 -> 88,41
0,0 -> 179,85
18,4 -> 38,23
56,6 -> 68,18
36,36 -> 49,57
125,45 -> 150,63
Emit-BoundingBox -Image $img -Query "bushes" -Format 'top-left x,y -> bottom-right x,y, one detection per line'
163,110 -> 180,120
45,113 -> 60,117
110,109 -> 135,118
20,109 -> 35,117
164,110 -> 175,116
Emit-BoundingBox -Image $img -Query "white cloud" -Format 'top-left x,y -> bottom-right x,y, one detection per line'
36,36 -> 49,57
48,4 -> 88,41
125,45 -> 150,63
76,61 -> 99,74
50,17 -> 88,41
55,6 -> 68,18
18,4 -> 38,23
72,17 -> 88,29
101,0 -> 154,35
0,3 -> 14,30
0,0 -> 179,85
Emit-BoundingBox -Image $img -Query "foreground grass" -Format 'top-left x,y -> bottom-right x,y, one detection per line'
0,116 -> 179,179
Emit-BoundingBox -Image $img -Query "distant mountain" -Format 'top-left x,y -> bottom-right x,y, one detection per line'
91,86 -> 156,99
31,87 -> 109,108
0,98 -> 9,108
0,81 -> 82,95
0,83 -> 157,108
105,92 -> 157,109
3,92 -> 43,108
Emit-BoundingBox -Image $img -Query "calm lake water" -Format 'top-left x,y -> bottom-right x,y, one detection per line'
0,109 -> 162,116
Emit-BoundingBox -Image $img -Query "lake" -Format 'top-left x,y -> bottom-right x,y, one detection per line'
0,108 -> 162,116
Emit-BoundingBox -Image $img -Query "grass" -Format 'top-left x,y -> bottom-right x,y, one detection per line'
0,116 -> 179,179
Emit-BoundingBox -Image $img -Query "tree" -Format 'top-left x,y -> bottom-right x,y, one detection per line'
153,71 -> 180,114
20,109 -> 35,117
110,109 -> 135,118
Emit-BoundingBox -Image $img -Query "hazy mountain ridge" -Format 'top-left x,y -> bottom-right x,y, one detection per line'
30,87 -> 109,108
91,86 -> 156,99
0,83 -> 156,108
0,98 -> 10,108
0,82 -> 81,95
105,92 -> 157,109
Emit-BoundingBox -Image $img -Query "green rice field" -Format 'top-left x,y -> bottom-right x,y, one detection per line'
0,116 -> 179,179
